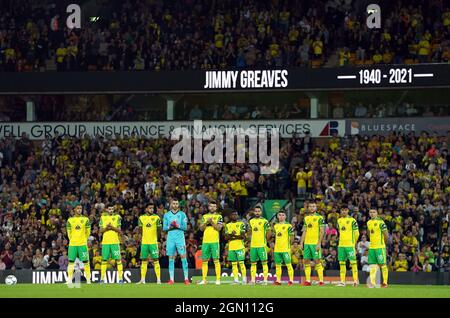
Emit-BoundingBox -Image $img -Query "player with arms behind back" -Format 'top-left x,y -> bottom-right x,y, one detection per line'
300,201 -> 325,286
198,200 -> 223,285
99,204 -> 124,284
224,210 -> 247,285
272,210 -> 294,286
336,204 -> 359,286
137,202 -> 162,284
247,205 -> 271,285
367,208 -> 389,288
66,205 -> 91,285
163,199 -> 190,285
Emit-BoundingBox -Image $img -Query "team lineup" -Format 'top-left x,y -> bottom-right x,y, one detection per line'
66,200 -> 389,287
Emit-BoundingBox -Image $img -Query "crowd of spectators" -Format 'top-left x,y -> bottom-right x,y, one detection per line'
0,129 -> 449,273
0,0 -> 449,72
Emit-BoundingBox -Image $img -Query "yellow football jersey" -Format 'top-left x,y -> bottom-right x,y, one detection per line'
224,221 -> 245,251
367,218 -> 388,249
274,223 -> 293,253
249,217 -> 269,248
304,213 -> 325,245
337,217 -> 359,247
67,216 -> 90,246
100,214 -> 121,244
138,214 -> 161,245
201,213 -> 223,243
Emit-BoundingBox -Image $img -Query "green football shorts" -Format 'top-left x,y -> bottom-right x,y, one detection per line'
140,244 -> 159,260
338,246 -> 357,262
368,248 -> 386,265
274,252 -> 291,265
250,247 -> 268,262
228,249 -> 245,262
68,245 -> 89,262
303,244 -> 321,260
102,244 -> 121,261
202,242 -> 220,260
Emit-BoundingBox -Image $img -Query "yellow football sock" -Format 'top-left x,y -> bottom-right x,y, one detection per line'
202,261 -> 209,281
381,265 -> 388,285
262,262 -> 268,282
239,261 -> 246,280
370,265 -> 378,286
250,263 -> 257,282
275,264 -> 282,283
232,262 -> 239,281
287,264 -> 294,282
141,261 -> 148,282
304,263 -> 311,282
214,260 -> 221,281
339,261 -> 346,283
67,262 -> 74,283
117,261 -> 123,281
350,261 -> 358,283
84,263 -> 91,281
154,260 -> 161,281
315,263 -> 324,282
101,261 -> 107,281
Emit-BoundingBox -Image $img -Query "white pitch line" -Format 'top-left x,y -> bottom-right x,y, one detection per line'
337,75 -> 357,79
413,73 -> 434,78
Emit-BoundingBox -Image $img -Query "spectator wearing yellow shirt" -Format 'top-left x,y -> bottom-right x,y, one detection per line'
393,253 -> 409,272
49,203 -> 61,217
269,37 -> 280,57
215,32 -> 224,49
443,10 -> 450,27
291,241 -> 302,270
56,43 -> 67,71
104,178 -> 116,193
295,167 -> 307,196
418,36 -> 430,63
372,50 -> 383,64
339,47 -> 350,66
312,37 -> 323,59
402,230 -> 419,250
288,26 -> 299,45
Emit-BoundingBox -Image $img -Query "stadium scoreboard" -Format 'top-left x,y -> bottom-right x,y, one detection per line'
0,64 -> 449,94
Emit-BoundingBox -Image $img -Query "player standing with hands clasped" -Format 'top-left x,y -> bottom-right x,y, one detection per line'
163,199 -> 190,285
272,210 -> 294,286
99,204 -> 124,284
137,202 -> 162,284
198,200 -> 223,285
224,210 -> 247,285
336,204 -> 359,287
300,201 -> 325,286
66,205 -> 91,286
367,208 -> 389,288
247,205 -> 271,285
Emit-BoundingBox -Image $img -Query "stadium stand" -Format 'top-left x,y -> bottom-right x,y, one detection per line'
0,0 -> 448,72
0,131 -> 448,272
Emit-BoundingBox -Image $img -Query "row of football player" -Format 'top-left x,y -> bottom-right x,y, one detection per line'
65,200 -> 389,287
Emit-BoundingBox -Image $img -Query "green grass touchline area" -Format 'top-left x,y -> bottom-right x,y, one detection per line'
0,284 -> 449,298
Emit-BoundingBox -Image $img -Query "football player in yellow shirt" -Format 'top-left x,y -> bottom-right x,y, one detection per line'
137,202 -> 162,284
99,204 -> 124,284
66,205 -> 91,285
224,211 -> 247,285
198,200 -> 223,285
300,201 -> 325,286
336,204 -> 359,287
367,208 -> 389,288
272,211 -> 294,286
247,205 -> 271,285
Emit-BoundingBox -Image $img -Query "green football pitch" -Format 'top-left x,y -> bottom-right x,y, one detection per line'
0,283 -> 449,298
